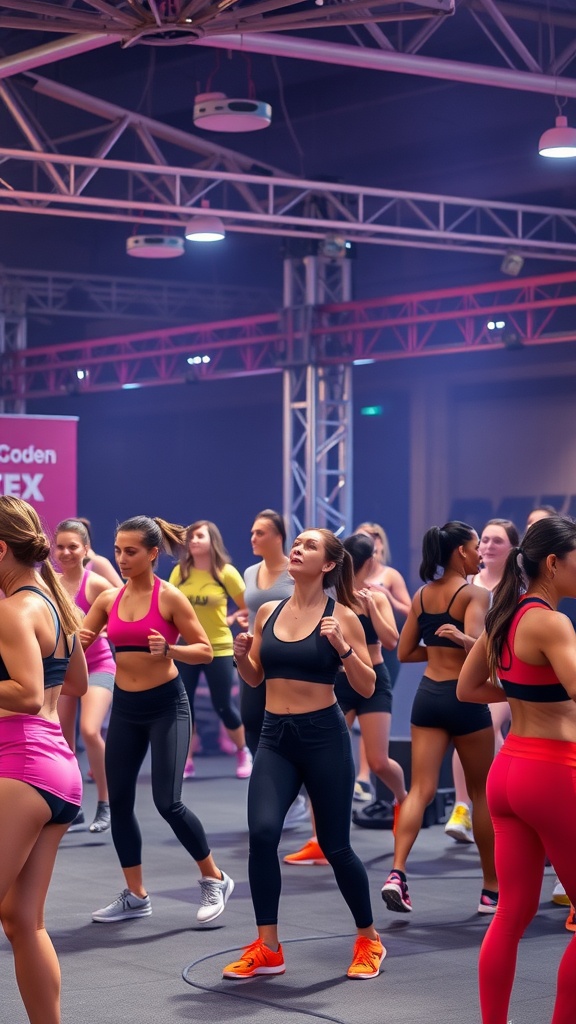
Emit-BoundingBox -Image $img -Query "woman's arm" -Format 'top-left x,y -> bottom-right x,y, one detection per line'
0,605 -> 45,714
398,595 -> 428,663
369,567 -> 411,618
358,588 -> 399,650
60,637 -> 89,698
80,592 -> 113,649
89,553 -> 123,588
232,601 -> 275,688
326,605 -> 376,698
152,587 -> 212,665
457,632 -> 508,704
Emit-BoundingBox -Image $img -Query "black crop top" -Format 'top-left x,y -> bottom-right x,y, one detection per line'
0,586 -> 71,689
260,597 -> 342,685
359,612 -> 379,646
417,584 -> 467,649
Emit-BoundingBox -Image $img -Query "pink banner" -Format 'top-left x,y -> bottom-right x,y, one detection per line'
0,414 -> 77,533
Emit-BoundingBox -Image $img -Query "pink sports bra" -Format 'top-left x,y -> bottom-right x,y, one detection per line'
108,576 -> 179,653
76,570 -> 115,675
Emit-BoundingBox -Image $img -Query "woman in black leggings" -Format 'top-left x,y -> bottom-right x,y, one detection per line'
223,528 -> 385,982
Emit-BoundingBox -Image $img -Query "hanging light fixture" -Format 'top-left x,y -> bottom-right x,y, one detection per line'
185,200 -> 225,242
539,99 -> 576,158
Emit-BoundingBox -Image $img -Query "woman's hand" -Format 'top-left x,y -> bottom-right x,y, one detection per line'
319,616 -> 349,656
435,624 -> 474,653
233,632 -> 254,659
234,609 -> 250,630
79,627 -> 96,649
148,628 -> 171,658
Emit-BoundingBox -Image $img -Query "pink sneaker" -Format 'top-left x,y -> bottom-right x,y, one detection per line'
183,758 -> 195,779
236,747 -> 253,779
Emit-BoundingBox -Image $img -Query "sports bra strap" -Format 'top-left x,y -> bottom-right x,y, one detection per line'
14,585 -> 71,657
445,583 -> 469,614
419,582 -> 468,616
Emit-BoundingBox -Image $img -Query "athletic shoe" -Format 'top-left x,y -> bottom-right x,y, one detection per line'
283,838 -> 328,865
92,889 -> 152,923
282,794 -> 310,830
197,870 -> 235,923
347,934 -> 386,979
353,780 -> 373,802
478,889 -> 499,914
183,758 -> 195,779
565,905 -> 576,932
223,939 -> 285,979
89,801 -> 111,833
381,871 -> 412,913
444,802 -> 474,844
236,747 -> 253,780
67,808 -> 87,833
552,878 -> 570,907
352,799 -> 394,830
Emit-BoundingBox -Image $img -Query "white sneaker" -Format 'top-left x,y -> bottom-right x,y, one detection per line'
197,870 -> 235,923
444,802 -> 474,844
282,793 -> 310,830
552,878 -> 570,906
92,889 -> 152,923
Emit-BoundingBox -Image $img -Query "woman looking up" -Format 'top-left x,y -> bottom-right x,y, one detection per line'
223,528 -> 385,982
169,520 -> 251,779
446,518 -> 518,845
53,518 -> 116,834
458,515 -> 576,1024
0,496 -> 87,1024
82,516 -> 234,927
381,521 -> 497,916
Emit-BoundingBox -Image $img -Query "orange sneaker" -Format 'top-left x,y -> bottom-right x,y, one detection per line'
283,838 -> 328,865
565,905 -> 576,932
392,801 -> 401,836
347,934 -> 386,980
222,939 -> 285,979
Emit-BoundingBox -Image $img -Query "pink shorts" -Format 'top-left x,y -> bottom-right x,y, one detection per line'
0,715 -> 82,805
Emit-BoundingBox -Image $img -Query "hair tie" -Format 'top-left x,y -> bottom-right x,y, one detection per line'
516,549 -> 524,572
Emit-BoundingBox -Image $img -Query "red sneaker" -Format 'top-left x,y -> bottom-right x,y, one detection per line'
223,939 -> 285,979
283,838 -> 328,865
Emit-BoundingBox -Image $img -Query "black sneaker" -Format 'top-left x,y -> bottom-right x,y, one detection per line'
381,871 -> 413,913
67,808 -> 87,832
89,801 -> 111,833
352,799 -> 394,829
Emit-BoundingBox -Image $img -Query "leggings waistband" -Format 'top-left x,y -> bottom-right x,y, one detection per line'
501,732 -> 576,768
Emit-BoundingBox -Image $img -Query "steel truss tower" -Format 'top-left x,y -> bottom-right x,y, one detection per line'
0,314 -> 26,414
282,255 -> 353,542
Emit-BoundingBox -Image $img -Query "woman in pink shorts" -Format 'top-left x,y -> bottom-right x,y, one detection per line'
0,496 -> 88,1024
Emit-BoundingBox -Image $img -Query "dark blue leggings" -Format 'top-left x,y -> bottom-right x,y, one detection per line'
105,677 -> 210,868
177,656 -> 242,732
248,703 -> 374,929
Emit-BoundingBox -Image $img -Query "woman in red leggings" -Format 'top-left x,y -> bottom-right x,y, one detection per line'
458,514 -> 576,1024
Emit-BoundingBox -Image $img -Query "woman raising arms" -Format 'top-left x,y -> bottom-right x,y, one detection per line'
82,516 -> 234,926
458,515 -> 576,1024
381,521 -> 498,916
0,496 -> 87,1024
223,528 -> 385,982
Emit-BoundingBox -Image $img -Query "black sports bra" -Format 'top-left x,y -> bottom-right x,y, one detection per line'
417,583 -> 467,649
0,586 -> 71,689
359,612 -> 379,646
260,597 -> 341,685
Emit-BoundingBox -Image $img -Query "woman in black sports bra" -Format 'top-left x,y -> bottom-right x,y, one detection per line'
381,520 -> 497,918
225,528 -> 387,982
0,496 -> 88,1024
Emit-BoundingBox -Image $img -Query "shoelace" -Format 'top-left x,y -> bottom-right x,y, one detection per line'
351,940 -> 379,969
199,878 -> 223,906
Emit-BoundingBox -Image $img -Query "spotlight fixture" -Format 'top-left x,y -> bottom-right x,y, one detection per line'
126,235 -> 185,258
539,102 -> 576,158
500,252 -> 524,277
185,214 -> 225,243
193,92 -> 272,132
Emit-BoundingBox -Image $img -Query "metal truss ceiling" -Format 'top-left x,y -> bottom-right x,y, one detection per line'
4,270 -> 575,400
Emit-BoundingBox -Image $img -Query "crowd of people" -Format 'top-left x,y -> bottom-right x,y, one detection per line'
1,498 -> 575,1023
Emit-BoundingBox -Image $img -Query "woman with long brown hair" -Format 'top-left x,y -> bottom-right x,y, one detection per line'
0,496 -> 87,1024
169,519 -> 251,778
224,528 -> 385,981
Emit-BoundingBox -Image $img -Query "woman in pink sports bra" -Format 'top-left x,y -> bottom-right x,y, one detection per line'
81,515 -> 235,928
0,496 -> 88,1024
54,518 -> 117,834
459,514 -> 576,1024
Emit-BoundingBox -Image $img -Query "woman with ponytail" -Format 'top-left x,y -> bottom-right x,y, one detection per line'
0,496 -> 87,1024
458,515 -> 576,1024
382,521 -> 498,916
224,528 -> 386,981
81,515 -> 234,928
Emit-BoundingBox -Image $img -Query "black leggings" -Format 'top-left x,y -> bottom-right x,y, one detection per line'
105,677 -> 210,868
177,656 -> 242,732
240,678 -> 266,757
247,703 -> 374,929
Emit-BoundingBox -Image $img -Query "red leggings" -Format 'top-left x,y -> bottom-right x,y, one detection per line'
480,734 -> 576,1024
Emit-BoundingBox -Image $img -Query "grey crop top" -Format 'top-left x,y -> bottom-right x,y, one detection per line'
260,596 -> 342,685
0,586 -> 71,689
243,562 -> 294,632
